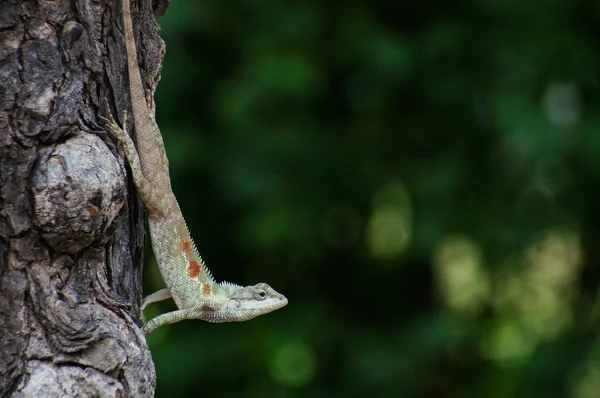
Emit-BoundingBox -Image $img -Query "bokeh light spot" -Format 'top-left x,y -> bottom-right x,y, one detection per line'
479,320 -> 537,366
270,341 -> 316,388
492,228 -> 581,341
434,235 -> 489,315
543,81 -> 582,128
367,180 -> 412,259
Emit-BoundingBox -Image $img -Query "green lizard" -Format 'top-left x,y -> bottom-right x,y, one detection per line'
103,0 -> 287,335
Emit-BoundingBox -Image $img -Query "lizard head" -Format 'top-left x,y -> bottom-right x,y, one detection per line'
209,282 -> 288,322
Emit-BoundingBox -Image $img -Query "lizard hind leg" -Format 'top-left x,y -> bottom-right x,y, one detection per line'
101,102 -> 162,215
141,288 -> 172,311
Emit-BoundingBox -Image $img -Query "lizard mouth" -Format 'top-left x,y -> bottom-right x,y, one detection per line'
248,294 -> 288,320
273,296 -> 288,310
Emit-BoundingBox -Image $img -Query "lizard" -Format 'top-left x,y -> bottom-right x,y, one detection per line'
102,0 -> 288,335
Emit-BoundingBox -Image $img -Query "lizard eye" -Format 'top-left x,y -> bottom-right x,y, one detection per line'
256,290 -> 267,300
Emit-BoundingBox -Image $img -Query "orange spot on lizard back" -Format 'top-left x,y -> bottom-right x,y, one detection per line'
187,260 -> 201,278
202,284 -> 211,296
182,240 -> 192,252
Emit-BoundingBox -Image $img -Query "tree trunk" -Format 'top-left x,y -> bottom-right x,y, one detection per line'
0,0 -> 168,396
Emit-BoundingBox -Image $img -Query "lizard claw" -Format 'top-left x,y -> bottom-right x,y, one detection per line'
101,100 -> 129,144
100,99 -> 116,124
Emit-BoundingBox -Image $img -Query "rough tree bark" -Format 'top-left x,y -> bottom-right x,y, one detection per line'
0,0 -> 169,396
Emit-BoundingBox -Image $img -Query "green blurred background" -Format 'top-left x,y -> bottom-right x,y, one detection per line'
144,0 -> 600,396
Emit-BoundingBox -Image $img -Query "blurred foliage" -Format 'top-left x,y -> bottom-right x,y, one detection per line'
145,0 -> 600,397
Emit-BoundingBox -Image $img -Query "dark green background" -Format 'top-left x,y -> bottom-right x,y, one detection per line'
146,0 -> 600,397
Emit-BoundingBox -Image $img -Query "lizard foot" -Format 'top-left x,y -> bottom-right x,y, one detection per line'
100,101 -> 129,143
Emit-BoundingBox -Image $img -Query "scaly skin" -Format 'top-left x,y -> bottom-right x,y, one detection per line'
104,0 -> 287,335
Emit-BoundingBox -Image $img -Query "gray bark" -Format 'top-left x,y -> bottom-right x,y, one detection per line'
0,0 -> 169,396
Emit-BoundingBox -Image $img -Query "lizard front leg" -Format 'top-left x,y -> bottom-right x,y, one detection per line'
143,307 -> 211,334
102,104 -> 163,216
